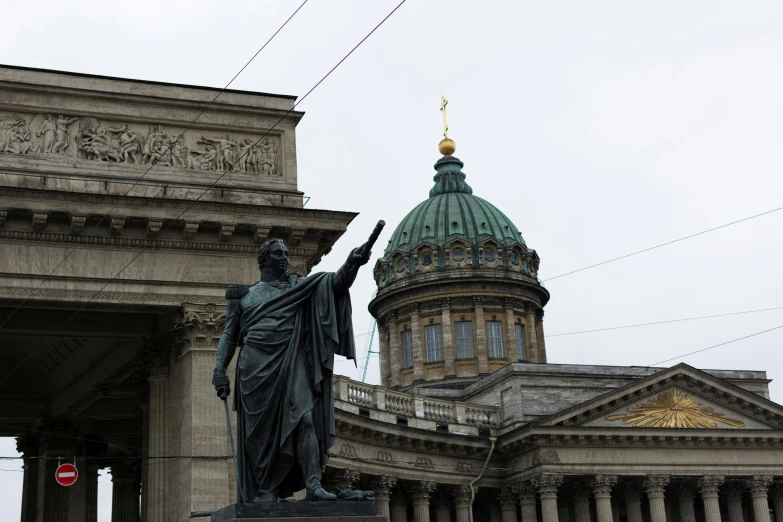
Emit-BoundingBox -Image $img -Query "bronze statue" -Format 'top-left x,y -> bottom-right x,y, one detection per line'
213,222 -> 384,503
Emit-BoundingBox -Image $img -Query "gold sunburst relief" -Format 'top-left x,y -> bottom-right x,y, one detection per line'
606,389 -> 745,428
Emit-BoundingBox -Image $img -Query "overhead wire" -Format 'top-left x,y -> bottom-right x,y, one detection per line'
0,0 -> 311,332
546,305 -> 783,337
0,0 -> 409,388
540,204 -> 783,282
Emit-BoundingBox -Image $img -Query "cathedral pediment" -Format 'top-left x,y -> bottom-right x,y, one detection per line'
536,364 -> 783,430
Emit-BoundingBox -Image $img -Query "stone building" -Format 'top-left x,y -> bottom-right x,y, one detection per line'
1,66 -> 782,522
328,139 -> 783,522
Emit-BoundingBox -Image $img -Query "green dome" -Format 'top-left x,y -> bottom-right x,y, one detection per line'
383,156 -> 527,259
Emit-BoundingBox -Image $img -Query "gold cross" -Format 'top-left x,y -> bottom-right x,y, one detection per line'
440,96 -> 449,139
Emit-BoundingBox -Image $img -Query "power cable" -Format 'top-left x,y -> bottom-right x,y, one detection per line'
0,0 -> 310,332
540,204 -> 783,282
0,0 -> 409,389
547,305 -> 783,337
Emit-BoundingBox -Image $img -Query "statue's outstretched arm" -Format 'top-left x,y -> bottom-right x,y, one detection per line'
333,246 -> 371,293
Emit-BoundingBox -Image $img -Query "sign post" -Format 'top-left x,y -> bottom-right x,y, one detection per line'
54,463 -> 78,487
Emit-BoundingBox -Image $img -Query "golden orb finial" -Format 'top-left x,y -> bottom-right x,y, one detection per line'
438,138 -> 456,156
439,96 -> 455,156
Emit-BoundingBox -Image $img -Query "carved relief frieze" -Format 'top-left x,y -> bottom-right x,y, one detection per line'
0,112 -> 282,177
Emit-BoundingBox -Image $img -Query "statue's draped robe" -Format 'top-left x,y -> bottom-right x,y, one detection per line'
225,272 -> 355,501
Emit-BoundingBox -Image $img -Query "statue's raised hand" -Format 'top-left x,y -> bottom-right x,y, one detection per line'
348,244 -> 371,267
212,368 -> 231,400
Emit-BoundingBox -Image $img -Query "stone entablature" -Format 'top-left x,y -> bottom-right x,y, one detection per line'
0,65 -> 301,193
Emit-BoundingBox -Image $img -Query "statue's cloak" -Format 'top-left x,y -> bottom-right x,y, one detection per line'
233,272 -> 354,501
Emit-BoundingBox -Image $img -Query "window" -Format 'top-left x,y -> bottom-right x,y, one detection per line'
421,252 -> 433,266
487,320 -> 504,358
509,251 -> 519,265
455,321 -> 474,358
515,323 -> 526,361
425,324 -> 443,362
396,258 -> 407,272
484,248 -> 495,262
401,330 -> 413,368
451,247 -> 465,261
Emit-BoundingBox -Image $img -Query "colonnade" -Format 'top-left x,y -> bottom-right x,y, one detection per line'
360,473 -> 783,522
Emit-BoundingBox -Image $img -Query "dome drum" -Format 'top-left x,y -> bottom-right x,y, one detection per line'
369,150 -> 549,390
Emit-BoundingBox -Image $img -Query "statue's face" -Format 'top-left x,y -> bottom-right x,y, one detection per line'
265,243 -> 289,274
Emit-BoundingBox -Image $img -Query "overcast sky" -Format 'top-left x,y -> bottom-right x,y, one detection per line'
2,0 -> 783,518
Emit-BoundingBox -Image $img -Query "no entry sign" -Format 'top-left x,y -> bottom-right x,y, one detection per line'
54,463 -> 78,486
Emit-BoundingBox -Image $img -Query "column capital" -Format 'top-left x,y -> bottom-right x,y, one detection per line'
503,297 -> 515,309
16,434 -> 40,458
408,481 -> 436,504
643,476 -> 670,498
748,475 -> 773,498
110,458 -> 142,483
532,474 -> 563,499
473,295 -> 485,307
372,475 -> 397,496
624,481 -> 643,501
514,481 -> 537,504
408,303 -> 421,315
386,312 -> 398,324
498,486 -> 517,509
440,298 -> 452,309
591,475 -> 618,499
452,485 -> 472,508
697,476 -> 724,498
335,468 -> 361,490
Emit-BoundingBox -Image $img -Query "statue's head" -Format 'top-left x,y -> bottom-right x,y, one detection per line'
257,238 -> 288,275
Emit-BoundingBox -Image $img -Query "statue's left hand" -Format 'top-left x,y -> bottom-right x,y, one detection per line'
348,245 -> 371,267
212,368 -> 231,400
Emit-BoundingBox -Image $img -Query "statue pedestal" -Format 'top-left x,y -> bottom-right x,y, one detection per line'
211,501 -> 381,522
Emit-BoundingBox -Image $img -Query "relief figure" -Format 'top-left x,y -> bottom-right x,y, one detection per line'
36,114 -> 57,153
258,137 -> 278,176
53,115 -> 80,154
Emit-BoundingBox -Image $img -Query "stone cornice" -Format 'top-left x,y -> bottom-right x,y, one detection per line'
496,426 -> 783,457
0,286 -> 219,304
0,187 -> 356,224
0,229 -> 317,256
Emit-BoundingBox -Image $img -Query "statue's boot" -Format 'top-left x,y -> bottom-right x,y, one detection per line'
252,490 -> 278,503
298,412 -> 336,501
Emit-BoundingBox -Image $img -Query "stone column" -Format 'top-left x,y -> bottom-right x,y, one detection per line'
504,298 -> 518,363
535,309 -> 547,363
515,482 -> 538,522
499,487 -> 519,522
677,486 -> 697,522
573,483 -> 592,522
409,481 -> 436,522
592,475 -> 617,522
523,308 -> 539,363
698,477 -> 724,522
379,324 -> 390,388
474,296 -> 489,374
390,489 -> 408,522
643,476 -> 670,522
409,304 -> 424,382
40,455 -> 70,522
111,461 -> 141,522
139,400 -> 149,522
85,464 -> 100,522
16,435 -> 39,522
387,313 -> 401,388
749,476 -> 773,522
625,484 -> 644,522
533,474 -> 563,522
435,492 -> 452,522
441,299 -> 455,376
453,485 -> 472,522
726,483 -> 745,522
374,476 -> 397,521
146,368 -> 168,522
